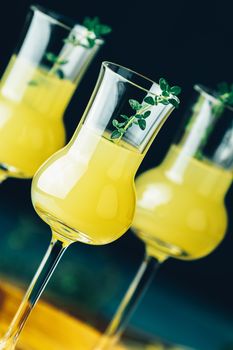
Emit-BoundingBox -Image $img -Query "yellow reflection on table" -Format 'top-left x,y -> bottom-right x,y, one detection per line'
0,281 -> 124,350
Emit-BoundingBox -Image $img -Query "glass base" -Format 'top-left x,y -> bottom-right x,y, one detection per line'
136,230 -> 188,260
34,206 -> 96,244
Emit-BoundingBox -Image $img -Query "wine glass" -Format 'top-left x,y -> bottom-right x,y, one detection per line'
95,84 -> 233,350
0,62 -> 179,349
0,5 -> 108,183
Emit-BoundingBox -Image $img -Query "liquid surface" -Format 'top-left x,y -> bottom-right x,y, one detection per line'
0,55 -> 75,178
32,127 -> 143,245
133,145 -> 232,260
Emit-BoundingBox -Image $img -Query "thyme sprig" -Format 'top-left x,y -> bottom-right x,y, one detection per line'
216,82 -> 233,106
111,78 -> 181,141
28,17 -> 111,85
64,17 -> 112,49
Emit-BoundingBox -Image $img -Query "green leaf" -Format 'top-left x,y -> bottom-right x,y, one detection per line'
160,99 -> 170,105
83,17 -> 112,38
144,96 -> 155,105
143,111 -> 151,118
28,80 -> 38,86
120,114 -> 128,120
117,122 -> 126,127
83,17 -> 99,31
170,85 -> 182,95
135,114 -> 143,119
168,98 -> 179,108
56,69 -> 64,79
159,78 -> 168,91
162,90 -> 170,97
129,99 -> 142,110
96,24 -> 112,35
138,119 -> 146,130
45,52 -> 58,63
112,119 -> 119,127
58,59 -> 69,65
111,130 -> 121,139
87,37 -> 96,48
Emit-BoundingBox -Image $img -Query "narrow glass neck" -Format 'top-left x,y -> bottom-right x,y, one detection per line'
162,144 -> 232,200
163,85 -> 233,199
0,6 -> 103,119
174,85 -> 233,171
71,62 -> 176,159
68,125 -> 144,180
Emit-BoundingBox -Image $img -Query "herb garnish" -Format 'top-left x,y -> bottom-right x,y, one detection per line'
216,82 -> 233,106
29,17 -> 111,85
111,78 -> 181,141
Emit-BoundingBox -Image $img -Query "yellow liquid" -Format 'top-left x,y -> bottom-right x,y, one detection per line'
133,145 -> 232,260
0,55 -> 75,178
32,127 -> 143,245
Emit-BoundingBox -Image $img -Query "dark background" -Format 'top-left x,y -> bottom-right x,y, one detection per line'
0,1 -> 233,349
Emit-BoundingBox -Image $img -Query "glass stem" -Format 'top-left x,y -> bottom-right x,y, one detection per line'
0,233 -> 70,350
0,174 -> 7,184
93,253 -> 162,350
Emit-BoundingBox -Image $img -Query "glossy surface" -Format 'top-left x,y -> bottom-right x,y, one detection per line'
133,145 -> 232,260
32,127 -> 143,244
0,55 -> 75,178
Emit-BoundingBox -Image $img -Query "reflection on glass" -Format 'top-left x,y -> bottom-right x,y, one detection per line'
95,85 -> 233,350
0,5 -> 106,182
0,62 -> 178,349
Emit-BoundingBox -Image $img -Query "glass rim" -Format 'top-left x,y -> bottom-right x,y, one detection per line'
30,4 -> 105,46
194,84 -> 233,112
30,4 -> 75,30
102,61 -> 180,105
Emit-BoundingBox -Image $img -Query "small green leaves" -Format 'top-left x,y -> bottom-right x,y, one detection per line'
87,38 -> 96,48
45,52 -> 57,63
129,99 -> 142,110
83,17 -> 112,37
170,86 -> 182,95
45,52 -> 68,66
29,16 -> 111,87
168,98 -> 179,108
159,78 -> 169,91
81,17 -> 112,48
143,111 -> 151,118
64,33 -> 79,46
28,80 -> 38,86
217,82 -> 233,106
112,119 -> 119,127
138,119 -> 146,130
111,130 -> 122,139
144,96 -> 155,105
110,77 -> 181,141
160,99 -> 170,105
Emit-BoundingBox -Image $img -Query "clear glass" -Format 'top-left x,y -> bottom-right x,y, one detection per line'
0,62 -> 177,349
0,4 -> 103,183
94,85 -> 233,349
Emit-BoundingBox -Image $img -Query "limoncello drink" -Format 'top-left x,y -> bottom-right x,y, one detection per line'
0,55 -> 75,178
133,145 -> 232,260
32,127 -> 143,244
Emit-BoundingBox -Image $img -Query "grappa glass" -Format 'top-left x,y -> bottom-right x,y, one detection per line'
0,62 -> 178,349
0,4 -> 104,183
95,84 -> 233,350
